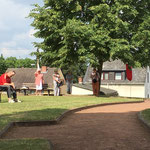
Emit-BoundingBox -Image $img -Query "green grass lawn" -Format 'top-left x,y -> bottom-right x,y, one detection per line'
141,109 -> 150,124
0,94 -> 143,131
0,138 -> 52,150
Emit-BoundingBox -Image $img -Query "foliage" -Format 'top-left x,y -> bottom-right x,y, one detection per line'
29,0 -> 150,89
29,0 -> 150,69
5,57 -> 17,68
61,61 -> 88,82
0,56 -> 36,74
5,57 -> 36,68
0,55 -> 36,75
15,58 -> 36,68
0,54 -> 7,75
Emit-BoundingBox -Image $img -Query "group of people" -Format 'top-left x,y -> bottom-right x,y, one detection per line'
34,68 -> 73,96
35,67 -> 100,97
0,68 -> 99,103
0,69 -> 73,103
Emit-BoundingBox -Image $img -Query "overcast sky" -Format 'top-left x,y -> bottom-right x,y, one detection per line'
0,0 -> 43,59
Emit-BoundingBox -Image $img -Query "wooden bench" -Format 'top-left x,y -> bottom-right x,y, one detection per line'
21,83 -> 35,95
21,83 -> 53,96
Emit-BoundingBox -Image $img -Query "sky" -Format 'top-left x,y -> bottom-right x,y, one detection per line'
0,0 -> 44,59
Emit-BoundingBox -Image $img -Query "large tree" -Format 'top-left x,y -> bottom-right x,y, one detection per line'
29,0 -> 150,86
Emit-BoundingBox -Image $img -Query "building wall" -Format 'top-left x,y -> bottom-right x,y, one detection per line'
101,84 -> 145,98
72,86 -> 93,95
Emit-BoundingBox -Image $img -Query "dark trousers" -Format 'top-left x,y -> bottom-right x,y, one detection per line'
0,85 -> 17,99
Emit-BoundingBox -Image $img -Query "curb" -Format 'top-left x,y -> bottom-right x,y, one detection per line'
47,139 -> 54,150
138,110 -> 150,129
0,122 -> 15,138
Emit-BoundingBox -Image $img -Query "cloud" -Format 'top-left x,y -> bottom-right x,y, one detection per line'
1,48 -> 34,58
11,0 -> 43,6
0,0 -> 43,58
0,22 -> 10,31
0,29 -> 41,58
0,0 -> 30,32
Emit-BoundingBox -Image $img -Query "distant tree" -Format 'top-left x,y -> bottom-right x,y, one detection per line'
5,57 -> 36,68
0,54 -> 7,75
5,57 -> 17,68
16,58 -> 36,68
29,0 -> 150,90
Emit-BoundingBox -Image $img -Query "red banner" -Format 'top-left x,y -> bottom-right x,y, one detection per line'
126,64 -> 132,81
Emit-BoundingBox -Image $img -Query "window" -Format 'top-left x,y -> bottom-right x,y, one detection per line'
104,73 -> 109,80
101,72 -> 109,80
115,72 -> 122,80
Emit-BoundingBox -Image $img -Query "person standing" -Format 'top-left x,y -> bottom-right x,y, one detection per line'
90,68 -> 100,96
66,71 -> 73,94
53,69 -> 61,96
35,68 -> 44,96
0,71 -> 21,103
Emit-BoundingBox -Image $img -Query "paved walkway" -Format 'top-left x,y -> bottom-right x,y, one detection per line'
2,100 -> 150,150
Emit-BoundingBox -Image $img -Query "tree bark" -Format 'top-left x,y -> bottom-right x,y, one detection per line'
97,61 -> 103,95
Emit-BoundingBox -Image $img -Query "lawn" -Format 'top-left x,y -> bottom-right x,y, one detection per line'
0,94 -> 143,131
0,138 -> 52,150
141,109 -> 150,124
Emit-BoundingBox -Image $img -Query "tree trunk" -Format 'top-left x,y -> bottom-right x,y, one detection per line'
97,62 -> 103,95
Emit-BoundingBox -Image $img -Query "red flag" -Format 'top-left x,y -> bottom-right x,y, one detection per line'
126,64 -> 132,81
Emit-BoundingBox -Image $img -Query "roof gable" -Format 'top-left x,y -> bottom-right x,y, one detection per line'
103,59 -> 125,70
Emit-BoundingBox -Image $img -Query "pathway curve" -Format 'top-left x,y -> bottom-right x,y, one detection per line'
2,100 -> 150,150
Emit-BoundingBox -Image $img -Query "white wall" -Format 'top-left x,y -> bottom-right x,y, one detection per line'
72,84 -> 145,98
101,84 -> 145,98
72,86 -> 93,95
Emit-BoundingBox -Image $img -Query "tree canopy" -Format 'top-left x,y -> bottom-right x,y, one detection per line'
29,0 -> 150,77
